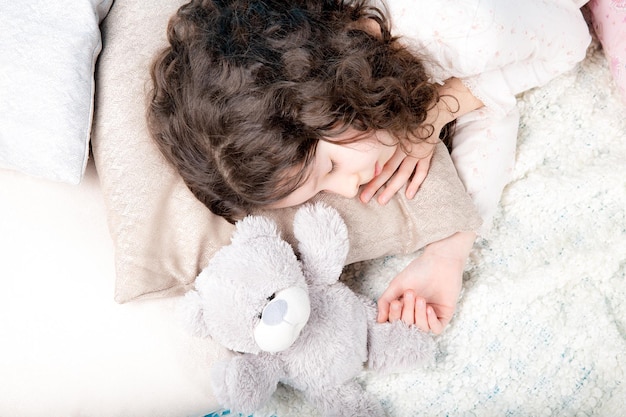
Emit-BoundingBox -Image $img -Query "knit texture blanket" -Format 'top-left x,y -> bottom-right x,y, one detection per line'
251,37 -> 626,417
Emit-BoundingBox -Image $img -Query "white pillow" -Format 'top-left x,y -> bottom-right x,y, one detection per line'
0,0 -> 113,184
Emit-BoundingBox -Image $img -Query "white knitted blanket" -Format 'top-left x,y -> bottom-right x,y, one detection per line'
256,38 -> 626,417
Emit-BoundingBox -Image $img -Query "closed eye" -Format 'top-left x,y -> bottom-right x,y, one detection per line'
328,160 -> 338,174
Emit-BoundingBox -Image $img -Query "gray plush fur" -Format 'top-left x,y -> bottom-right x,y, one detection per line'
181,203 -> 435,416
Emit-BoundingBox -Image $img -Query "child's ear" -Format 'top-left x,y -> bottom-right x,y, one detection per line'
178,289 -> 210,338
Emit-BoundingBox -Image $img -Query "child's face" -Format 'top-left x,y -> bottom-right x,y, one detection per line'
270,128 -> 397,208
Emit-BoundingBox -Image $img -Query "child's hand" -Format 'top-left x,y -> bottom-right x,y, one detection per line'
376,231 -> 476,334
360,140 -> 435,205
376,249 -> 463,334
360,78 -> 485,206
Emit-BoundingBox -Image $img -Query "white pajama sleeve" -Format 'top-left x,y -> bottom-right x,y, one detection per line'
384,0 -> 591,235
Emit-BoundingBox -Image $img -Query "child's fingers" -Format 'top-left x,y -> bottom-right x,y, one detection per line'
360,149 -> 404,203
400,290 -> 416,325
413,297 -> 430,332
388,300 -> 403,322
360,173 -> 389,203
427,306 -> 445,335
376,299 -> 391,323
377,282 -> 405,322
406,156 -> 432,199
377,157 -> 418,205
360,160 -> 400,203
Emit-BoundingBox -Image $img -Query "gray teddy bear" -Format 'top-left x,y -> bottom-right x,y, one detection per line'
181,203 -> 435,416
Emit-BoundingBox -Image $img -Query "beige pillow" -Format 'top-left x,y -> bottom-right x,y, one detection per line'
92,0 -> 482,303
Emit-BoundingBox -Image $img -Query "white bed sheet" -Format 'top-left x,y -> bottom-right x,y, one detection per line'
0,162 -> 227,417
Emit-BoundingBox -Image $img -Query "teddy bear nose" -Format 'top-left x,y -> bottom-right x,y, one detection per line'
262,299 -> 288,326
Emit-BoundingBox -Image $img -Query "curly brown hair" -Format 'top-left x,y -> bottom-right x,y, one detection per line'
148,0 -> 446,223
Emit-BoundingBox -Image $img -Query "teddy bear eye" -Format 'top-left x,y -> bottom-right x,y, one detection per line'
256,294 -> 277,320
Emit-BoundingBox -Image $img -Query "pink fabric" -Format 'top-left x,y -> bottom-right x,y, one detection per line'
589,0 -> 626,103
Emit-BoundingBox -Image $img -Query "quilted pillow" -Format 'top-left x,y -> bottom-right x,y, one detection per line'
0,0 -> 113,184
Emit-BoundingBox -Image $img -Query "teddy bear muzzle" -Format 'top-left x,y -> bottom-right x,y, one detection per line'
253,286 -> 311,353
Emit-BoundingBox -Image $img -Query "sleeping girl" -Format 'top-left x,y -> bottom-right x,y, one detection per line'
147,0 -> 591,334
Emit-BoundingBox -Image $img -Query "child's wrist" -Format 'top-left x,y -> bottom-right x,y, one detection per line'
423,83 -> 461,141
424,231 -> 476,261
436,78 -> 484,122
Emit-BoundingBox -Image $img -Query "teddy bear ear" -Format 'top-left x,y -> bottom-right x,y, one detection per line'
230,214 -> 281,244
293,202 -> 348,250
293,202 -> 349,284
178,289 -> 211,338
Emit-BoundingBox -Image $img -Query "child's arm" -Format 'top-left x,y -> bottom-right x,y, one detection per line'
376,230 -> 476,334
360,78 -> 484,204
365,79 -> 482,333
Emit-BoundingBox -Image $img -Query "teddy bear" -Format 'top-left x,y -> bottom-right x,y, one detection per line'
180,202 -> 435,417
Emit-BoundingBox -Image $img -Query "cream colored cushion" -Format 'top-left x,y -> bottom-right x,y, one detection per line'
92,0 -> 482,303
